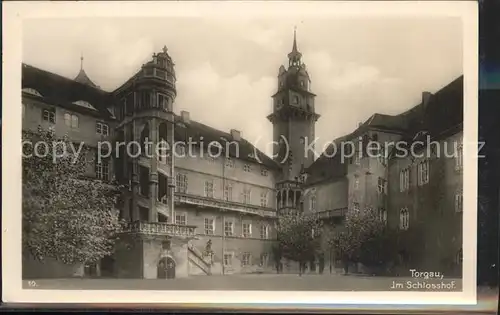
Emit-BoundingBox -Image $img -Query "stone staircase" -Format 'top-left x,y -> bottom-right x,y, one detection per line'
187,243 -> 212,276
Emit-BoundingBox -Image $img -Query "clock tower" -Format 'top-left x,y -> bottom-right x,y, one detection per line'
267,28 -> 320,214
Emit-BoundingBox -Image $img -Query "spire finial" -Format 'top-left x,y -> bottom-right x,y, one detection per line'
80,53 -> 84,71
292,26 -> 298,52
287,26 -> 302,66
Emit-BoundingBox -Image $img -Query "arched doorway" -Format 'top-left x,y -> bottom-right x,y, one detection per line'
166,257 -> 176,279
157,258 -> 167,279
157,256 -> 176,279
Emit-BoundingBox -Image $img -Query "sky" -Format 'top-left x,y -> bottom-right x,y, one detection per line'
22,17 -> 463,155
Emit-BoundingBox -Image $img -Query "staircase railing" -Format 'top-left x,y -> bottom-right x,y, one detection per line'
188,244 -> 211,275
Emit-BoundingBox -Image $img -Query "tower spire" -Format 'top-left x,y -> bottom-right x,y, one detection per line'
287,26 -> 302,67
74,52 -> 98,88
292,26 -> 298,53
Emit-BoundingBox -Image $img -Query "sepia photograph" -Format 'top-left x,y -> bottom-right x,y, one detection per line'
2,1 -> 478,306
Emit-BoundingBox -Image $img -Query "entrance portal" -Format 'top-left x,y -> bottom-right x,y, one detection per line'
166,257 -> 176,279
157,257 -> 176,279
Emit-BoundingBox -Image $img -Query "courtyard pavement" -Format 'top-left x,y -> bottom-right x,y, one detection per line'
24,273 -> 465,291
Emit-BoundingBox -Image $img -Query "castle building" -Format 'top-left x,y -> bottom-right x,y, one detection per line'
22,32 -> 463,279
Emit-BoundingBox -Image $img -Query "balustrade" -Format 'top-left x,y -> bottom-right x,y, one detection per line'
124,221 -> 196,237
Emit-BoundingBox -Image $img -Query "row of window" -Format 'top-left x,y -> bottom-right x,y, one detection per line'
225,158 -> 269,177
350,199 -> 462,232
174,173 -> 270,207
116,92 -> 173,120
223,252 -> 269,267
203,218 -> 269,239
38,107 -> 110,136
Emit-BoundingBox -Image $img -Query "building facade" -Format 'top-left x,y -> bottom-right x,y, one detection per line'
22,33 -> 463,279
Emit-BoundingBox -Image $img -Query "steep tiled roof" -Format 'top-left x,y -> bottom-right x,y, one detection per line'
22,64 -> 115,120
306,75 -> 464,174
74,69 -> 99,88
22,64 -> 279,169
174,118 -> 280,169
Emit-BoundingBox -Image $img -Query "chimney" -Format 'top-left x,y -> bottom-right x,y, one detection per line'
181,110 -> 190,124
230,129 -> 241,141
422,91 -> 432,108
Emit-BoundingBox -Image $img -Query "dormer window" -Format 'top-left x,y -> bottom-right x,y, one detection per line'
22,88 -> 43,97
73,100 -> 97,110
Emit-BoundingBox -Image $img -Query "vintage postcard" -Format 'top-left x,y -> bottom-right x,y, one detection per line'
2,0 -> 478,308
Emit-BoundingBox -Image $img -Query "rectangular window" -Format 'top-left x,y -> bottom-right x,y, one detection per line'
243,164 -> 251,172
95,159 -> 110,181
455,190 -> 463,212
175,173 -> 188,193
224,184 -> 232,201
42,108 -> 56,124
310,195 -> 317,212
260,224 -> 268,239
204,218 -> 215,235
224,220 -> 234,236
378,208 -> 387,224
241,253 -> 251,266
65,113 -> 79,129
400,168 -> 410,192
418,160 -> 429,186
157,93 -> 170,111
261,168 -> 268,176
204,180 -> 214,198
400,207 -> 410,230
141,91 -> 151,109
378,177 -> 387,194
223,252 -> 233,266
175,213 -> 187,226
260,191 -> 268,207
242,222 -> 252,238
242,188 -> 251,204
96,122 -> 109,136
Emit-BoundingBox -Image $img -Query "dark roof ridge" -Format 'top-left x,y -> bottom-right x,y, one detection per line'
22,63 -> 111,95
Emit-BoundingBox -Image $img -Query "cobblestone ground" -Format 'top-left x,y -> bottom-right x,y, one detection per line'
24,273 -> 464,291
